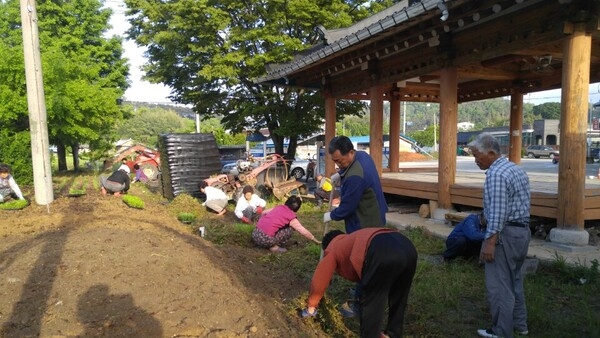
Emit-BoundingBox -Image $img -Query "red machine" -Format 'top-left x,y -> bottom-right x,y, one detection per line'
204,154 -> 306,201
113,144 -> 161,181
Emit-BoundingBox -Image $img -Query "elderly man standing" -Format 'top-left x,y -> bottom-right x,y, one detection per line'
468,133 -> 531,338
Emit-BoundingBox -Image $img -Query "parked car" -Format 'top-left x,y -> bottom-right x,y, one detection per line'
289,157 -> 316,180
525,145 -> 559,159
221,159 -> 261,176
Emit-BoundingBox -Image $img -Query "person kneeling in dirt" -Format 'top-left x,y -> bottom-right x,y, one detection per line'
0,163 -> 25,203
301,228 -> 418,338
132,163 -> 148,183
443,213 -> 486,262
252,195 -> 321,253
198,181 -> 228,216
234,185 -> 266,224
99,164 -> 131,197
313,173 -> 340,207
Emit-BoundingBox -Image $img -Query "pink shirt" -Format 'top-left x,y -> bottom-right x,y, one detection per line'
256,205 -> 315,240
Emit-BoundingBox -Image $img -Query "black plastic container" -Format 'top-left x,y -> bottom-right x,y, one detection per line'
158,133 -> 222,199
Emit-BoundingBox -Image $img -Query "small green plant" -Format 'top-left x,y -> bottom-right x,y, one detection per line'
0,199 -> 29,210
68,188 -> 86,196
122,195 -> 145,209
177,212 -> 196,224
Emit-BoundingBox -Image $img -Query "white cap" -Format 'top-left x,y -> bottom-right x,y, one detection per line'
119,164 -> 131,174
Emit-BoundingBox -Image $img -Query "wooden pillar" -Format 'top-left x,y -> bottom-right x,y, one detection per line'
556,24 -> 590,231
438,67 -> 458,210
509,92 -> 524,164
369,85 -> 384,175
324,95 -> 337,177
389,92 -> 401,172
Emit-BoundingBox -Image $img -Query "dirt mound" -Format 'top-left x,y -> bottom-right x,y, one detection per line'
399,151 -> 432,162
0,186 -> 319,337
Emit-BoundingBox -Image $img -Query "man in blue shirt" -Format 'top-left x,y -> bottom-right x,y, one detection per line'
322,135 -> 389,318
323,136 -> 388,234
443,213 -> 486,261
469,133 -> 531,338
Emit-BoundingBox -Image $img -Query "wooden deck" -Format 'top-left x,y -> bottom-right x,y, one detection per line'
381,171 -> 600,221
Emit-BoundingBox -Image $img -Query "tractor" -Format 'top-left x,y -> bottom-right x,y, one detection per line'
204,154 -> 307,201
112,144 -> 161,183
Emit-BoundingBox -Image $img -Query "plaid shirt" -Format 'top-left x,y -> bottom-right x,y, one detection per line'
483,157 -> 530,239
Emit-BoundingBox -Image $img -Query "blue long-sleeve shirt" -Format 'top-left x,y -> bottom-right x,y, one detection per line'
330,151 -> 388,233
448,214 -> 485,241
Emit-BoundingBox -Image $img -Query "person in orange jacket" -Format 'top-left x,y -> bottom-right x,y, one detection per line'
301,228 -> 417,338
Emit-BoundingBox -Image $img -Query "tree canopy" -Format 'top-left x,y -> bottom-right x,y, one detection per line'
533,102 -> 561,120
123,0 -> 396,158
0,0 -> 129,174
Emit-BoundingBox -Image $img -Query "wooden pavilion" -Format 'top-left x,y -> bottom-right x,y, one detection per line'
257,0 -> 600,246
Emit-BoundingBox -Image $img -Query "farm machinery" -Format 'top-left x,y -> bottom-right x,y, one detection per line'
112,144 -> 161,182
204,154 -> 307,201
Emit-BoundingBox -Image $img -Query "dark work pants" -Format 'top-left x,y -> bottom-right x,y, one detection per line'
443,236 -> 482,261
359,232 -> 418,338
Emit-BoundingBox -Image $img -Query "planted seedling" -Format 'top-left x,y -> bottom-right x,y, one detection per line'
122,195 -> 145,209
0,199 -> 30,210
177,212 -> 196,224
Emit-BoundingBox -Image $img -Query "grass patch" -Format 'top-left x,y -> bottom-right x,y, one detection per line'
0,199 -> 29,210
19,172 -> 600,336
68,188 -> 86,196
122,195 -> 145,209
194,208 -> 600,337
177,212 -> 196,224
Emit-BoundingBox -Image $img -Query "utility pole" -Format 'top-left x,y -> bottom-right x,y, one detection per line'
20,0 -> 54,206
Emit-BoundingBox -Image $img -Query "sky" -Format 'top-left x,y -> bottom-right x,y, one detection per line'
523,86 -> 600,105
104,0 -> 173,104
103,1 -> 600,106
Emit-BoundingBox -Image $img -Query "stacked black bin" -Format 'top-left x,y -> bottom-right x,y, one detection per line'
158,133 -> 222,199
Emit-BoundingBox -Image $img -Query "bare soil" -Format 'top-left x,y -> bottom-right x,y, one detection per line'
0,184 -> 323,337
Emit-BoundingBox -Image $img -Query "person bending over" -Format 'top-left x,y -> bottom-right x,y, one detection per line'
302,228 -> 417,338
198,181 -> 228,215
0,164 -> 25,202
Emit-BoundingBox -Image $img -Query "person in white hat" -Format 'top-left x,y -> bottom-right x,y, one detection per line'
99,164 -> 131,197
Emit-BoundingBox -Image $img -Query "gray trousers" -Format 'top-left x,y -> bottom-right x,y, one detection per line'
485,224 -> 530,338
205,199 -> 228,213
99,176 -> 126,193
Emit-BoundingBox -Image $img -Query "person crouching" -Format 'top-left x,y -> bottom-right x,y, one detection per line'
251,195 -> 321,253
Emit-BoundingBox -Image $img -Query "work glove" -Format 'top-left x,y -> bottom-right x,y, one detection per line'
241,216 -> 252,224
256,206 -> 264,214
300,308 -> 317,318
323,212 -> 332,223
330,172 -> 341,185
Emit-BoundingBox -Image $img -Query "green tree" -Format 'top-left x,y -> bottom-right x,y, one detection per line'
124,0 -> 393,158
0,0 -> 129,175
199,118 -> 246,145
115,105 -> 195,147
533,102 -> 561,120
408,124 -> 438,148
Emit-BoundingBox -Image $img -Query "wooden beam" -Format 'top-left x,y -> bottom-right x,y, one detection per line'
438,67 -> 458,209
557,24 -> 591,230
509,92 -> 524,164
458,64 -> 519,81
369,85 -> 384,176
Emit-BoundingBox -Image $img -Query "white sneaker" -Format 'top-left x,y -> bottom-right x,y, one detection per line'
516,329 -> 529,336
477,328 -> 502,338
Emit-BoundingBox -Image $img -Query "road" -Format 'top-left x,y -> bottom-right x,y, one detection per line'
456,157 -> 600,177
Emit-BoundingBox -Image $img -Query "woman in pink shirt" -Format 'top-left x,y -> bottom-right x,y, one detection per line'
252,195 -> 321,253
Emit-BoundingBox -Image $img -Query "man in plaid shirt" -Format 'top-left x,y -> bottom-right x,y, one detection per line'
468,133 -> 531,338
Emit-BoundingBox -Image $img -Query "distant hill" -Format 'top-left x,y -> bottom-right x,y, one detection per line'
125,101 -> 196,119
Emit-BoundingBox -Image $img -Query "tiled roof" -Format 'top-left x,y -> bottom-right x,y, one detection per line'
256,0 -> 446,84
